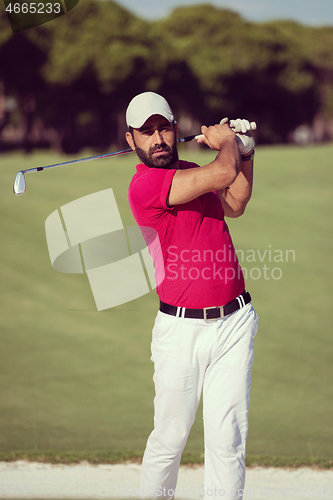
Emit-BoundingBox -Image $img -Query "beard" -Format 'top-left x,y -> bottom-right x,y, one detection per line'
133,140 -> 179,169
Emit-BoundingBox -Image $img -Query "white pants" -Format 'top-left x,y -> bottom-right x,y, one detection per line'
140,302 -> 258,499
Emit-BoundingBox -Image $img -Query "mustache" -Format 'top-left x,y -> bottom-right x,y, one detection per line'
149,143 -> 171,154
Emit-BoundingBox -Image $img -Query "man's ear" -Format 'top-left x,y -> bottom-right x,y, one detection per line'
126,131 -> 136,151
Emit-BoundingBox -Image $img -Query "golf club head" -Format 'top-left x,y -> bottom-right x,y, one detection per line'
13,171 -> 26,195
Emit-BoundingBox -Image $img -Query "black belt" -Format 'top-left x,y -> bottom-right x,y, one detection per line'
160,291 -> 251,321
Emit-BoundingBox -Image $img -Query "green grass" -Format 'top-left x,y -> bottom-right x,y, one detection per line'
1,144 -> 332,466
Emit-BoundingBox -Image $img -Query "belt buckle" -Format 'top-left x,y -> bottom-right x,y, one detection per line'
203,306 -> 224,321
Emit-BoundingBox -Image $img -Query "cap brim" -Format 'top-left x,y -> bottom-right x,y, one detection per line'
128,112 -> 173,129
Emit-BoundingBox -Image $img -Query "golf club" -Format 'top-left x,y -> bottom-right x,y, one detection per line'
12,134 -> 197,196
13,120 -> 257,195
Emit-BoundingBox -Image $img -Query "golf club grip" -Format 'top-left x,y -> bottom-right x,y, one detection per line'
195,121 -> 257,142
178,135 -> 197,142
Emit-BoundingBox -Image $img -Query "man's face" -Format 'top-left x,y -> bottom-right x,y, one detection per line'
126,115 -> 179,169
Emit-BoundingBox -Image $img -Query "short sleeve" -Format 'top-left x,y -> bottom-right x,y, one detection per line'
129,167 -> 177,214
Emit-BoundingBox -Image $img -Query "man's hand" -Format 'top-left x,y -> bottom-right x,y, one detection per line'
196,118 -> 236,151
217,118 -> 256,217
167,118 -> 241,207
229,118 -> 256,133
228,118 -> 256,155
235,132 -> 255,155
196,118 -> 256,155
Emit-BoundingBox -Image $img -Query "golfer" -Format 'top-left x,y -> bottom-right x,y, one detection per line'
126,92 -> 258,499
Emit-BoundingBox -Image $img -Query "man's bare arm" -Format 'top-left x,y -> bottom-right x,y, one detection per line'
217,153 -> 254,218
167,124 -> 241,207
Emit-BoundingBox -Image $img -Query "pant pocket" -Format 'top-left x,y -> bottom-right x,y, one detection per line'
250,306 -> 259,339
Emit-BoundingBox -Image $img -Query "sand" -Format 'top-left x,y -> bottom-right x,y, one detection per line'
0,462 -> 332,499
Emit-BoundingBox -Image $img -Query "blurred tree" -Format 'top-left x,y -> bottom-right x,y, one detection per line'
0,14 -> 49,151
0,0 -> 172,152
39,0 -> 171,152
1,1 -> 333,150
294,24 -> 333,140
154,6 -> 323,143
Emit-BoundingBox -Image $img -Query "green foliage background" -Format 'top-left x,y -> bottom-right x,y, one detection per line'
0,0 -> 333,150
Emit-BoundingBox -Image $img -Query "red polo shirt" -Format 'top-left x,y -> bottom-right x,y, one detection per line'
128,160 -> 245,308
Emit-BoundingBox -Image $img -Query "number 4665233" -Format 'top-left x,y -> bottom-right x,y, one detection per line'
5,3 -> 61,14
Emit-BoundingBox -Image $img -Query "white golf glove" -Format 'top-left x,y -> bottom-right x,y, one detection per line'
195,118 -> 256,154
224,118 -> 256,155
228,118 -> 256,133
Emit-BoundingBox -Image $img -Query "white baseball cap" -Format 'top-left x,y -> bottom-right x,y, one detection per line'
126,92 -> 174,128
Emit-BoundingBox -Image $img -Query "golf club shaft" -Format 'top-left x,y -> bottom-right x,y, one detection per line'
20,135 -> 197,176
13,119 -> 256,195
12,134 -> 198,195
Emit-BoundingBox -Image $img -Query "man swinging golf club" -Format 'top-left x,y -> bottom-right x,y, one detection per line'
126,92 -> 259,499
